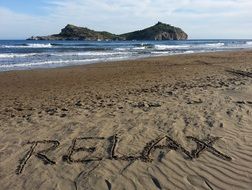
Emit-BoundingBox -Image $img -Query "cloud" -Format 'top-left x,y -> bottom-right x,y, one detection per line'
0,0 -> 252,39
0,7 -> 57,39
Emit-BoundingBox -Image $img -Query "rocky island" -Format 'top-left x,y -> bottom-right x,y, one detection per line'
28,22 -> 188,41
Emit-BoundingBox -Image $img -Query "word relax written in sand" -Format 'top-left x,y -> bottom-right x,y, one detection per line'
16,135 -> 232,175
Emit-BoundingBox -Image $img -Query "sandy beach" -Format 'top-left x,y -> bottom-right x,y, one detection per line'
0,50 -> 252,189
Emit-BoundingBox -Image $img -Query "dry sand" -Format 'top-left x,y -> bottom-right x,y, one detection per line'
0,51 -> 252,190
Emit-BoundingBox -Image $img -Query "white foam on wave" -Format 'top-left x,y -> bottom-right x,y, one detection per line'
205,43 -> 225,47
132,47 -> 146,50
185,50 -> 195,54
0,56 -> 130,69
115,47 -> 131,51
246,41 -> 252,45
154,45 -> 190,50
1,43 -> 52,48
115,46 -> 146,51
1,45 -> 24,48
51,51 -> 129,57
0,59 -> 97,68
151,51 -> 171,54
151,50 -> 195,55
0,53 -> 38,58
26,43 -> 52,48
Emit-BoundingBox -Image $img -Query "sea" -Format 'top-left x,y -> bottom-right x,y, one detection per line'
0,39 -> 252,72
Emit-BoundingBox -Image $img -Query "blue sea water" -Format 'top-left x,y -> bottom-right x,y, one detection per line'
0,39 -> 252,71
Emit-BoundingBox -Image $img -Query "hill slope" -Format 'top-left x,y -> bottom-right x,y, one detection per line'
121,22 -> 188,40
28,22 -> 188,41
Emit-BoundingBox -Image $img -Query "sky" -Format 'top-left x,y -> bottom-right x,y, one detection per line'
0,0 -> 252,39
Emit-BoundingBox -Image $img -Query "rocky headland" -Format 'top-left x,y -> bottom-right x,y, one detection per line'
28,22 -> 188,41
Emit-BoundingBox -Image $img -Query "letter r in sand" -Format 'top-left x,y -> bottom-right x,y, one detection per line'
16,140 -> 60,175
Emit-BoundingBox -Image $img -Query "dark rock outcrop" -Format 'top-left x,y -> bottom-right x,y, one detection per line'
121,22 -> 188,40
27,22 -> 188,41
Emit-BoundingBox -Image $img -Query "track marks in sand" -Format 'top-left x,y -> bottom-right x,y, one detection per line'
226,69 -> 252,78
186,175 -> 214,190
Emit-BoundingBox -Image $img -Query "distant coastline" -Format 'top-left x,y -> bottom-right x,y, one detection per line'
27,22 -> 188,41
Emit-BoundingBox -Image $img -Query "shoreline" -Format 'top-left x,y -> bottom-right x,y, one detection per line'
0,49 -> 250,74
1,50 -> 252,189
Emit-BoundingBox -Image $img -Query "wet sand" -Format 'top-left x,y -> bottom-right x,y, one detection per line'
0,50 -> 252,189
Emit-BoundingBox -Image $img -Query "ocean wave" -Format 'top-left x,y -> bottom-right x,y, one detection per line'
0,59 -> 95,68
1,43 -> 52,48
246,41 -> 252,45
114,47 -> 131,51
154,45 -> 190,50
132,47 -> 146,50
151,51 -> 170,54
51,43 -> 96,47
204,43 -> 225,47
0,51 -> 131,60
185,50 -> 195,53
0,56 -> 130,69
0,53 -> 38,58
115,45 -> 149,51
50,51 -> 129,57
26,43 -> 52,48
151,50 -> 195,55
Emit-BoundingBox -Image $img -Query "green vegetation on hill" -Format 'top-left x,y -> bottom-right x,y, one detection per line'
58,24 -> 118,40
28,22 -> 188,41
120,22 -> 188,40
